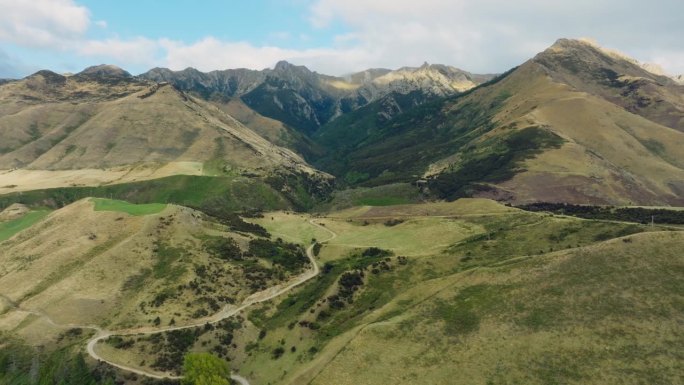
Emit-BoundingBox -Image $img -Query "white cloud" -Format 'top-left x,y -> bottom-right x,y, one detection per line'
0,0 -> 90,48
0,0 -> 682,77
306,0 -> 684,74
158,37 -> 373,75
77,37 -> 159,66
647,51 -> 684,76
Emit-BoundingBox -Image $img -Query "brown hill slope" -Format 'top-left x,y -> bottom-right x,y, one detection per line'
533,38 -> 684,130
471,39 -> 684,204
0,67 -> 331,193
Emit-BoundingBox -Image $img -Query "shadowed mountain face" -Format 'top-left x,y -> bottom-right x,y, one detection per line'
140,62 -> 493,135
311,39 -> 684,205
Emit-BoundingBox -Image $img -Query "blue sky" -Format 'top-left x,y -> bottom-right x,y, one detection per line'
79,1 -> 343,48
1,0 -> 683,78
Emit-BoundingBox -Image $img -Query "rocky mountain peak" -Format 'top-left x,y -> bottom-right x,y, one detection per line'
274,60 -> 294,71
273,60 -> 313,74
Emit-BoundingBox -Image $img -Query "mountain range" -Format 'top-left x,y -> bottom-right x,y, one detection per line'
140,61 -> 493,134
313,39 -> 684,205
0,38 -> 682,207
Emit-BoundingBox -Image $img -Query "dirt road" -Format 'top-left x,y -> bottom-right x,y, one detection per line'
80,219 -> 336,384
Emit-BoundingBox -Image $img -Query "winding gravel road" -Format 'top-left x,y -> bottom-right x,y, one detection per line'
10,219 -> 336,385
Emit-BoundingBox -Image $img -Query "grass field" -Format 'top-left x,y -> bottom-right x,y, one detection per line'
249,212 -> 331,245
92,198 -> 166,216
315,183 -> 424,212
321,217 -> 483,257
0,210 -> 50,242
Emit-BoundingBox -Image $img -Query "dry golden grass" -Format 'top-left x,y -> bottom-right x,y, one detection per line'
215,98 -> 296,148
424,53 -> 684,205
330,198 -> 517,219
250,211 -> 331,245
0,163 -> 205,194
0,198 -> 278,341
0,78 -> 328,192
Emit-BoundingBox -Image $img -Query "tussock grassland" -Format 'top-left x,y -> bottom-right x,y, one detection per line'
304,231 -> 684,385
195,199 -> 678,385
2,198 -> 680,385
0,198 -> 304,345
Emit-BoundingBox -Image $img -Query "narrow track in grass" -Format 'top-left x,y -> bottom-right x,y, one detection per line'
6,219 -> 336,385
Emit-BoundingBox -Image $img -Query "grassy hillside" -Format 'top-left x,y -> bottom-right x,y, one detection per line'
314,183 -> 425,212
0,71 -> 332,209
310,40 -> 684,205
87,199 -> 681,385
0,174 -> 323,213
0,77 -> 317,174
213,98 -> 324,160
92,198 -> 166,216
0,210 -> 51,242
0,199 -> 309,346
302,230 -> 683,385
237,204 -> 679,385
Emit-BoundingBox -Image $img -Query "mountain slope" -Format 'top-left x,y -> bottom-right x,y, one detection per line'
0,67 -> 332,202
140,62 -> 493,137
0,198 -> 310,341
312,39 -> 684,205
300,230 -> 684,385
533,39 -> 684,130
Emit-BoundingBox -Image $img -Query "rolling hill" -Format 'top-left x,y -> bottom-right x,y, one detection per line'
79,199 -> 682,385
0,198 -> 310,343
